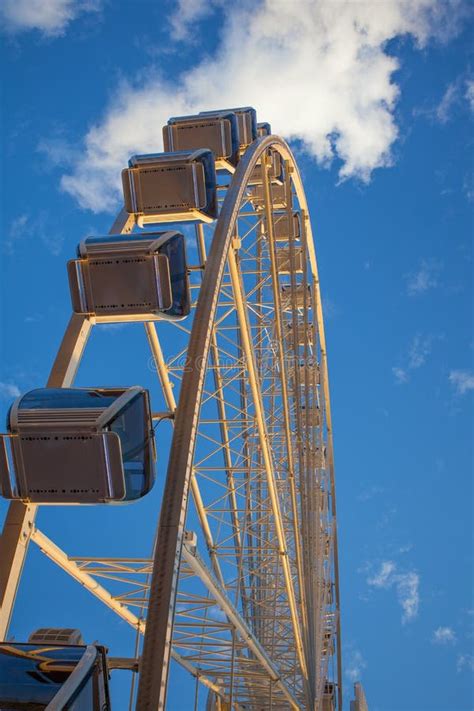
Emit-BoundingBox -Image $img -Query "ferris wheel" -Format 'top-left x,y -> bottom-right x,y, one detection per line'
0,107 -> 342,711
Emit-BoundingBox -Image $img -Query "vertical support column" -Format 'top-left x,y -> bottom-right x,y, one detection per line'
0,314 -> 92,640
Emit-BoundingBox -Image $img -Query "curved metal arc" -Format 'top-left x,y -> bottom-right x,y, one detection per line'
286,162 -> 343,709
137,135 -> 294,709
260,151 -> 309,669
138,134 -> 342,709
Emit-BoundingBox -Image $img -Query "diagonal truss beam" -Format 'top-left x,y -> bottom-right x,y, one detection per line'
181,538 -> 299,710
30,526 -> 291,709
0,208 -> 132,641
0,314 -> 92,640
144,321 -> 226,588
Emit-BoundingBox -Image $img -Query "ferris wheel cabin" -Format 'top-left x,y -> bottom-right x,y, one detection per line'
0,386 -> 155,504
68,231 -> 191,321
122,149 -> 218,225
273,210 -> 301,241
199,106 -> 257,149
163,111 -> 240,171
257,121 -> 272,136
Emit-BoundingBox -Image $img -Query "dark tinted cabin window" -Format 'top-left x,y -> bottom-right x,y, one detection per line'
224,113 -> 239,162
68,675 -> 94,711
200,151 -> 217,218
108,394 -> 152,500
18,390 -> 118,412
159,235 -> 190,317
0,644 -> 83,707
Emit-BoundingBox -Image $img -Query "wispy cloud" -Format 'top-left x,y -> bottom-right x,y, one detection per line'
59,1 -> 468,212
417,75 -> 474,124
367,560 -> 420,624
449,369 -> 474,395
436,80 -> 462,124
357,485 -> 384,503
0,0 -> 101,37
6,215 -> 28,254
463,173 -> 474,203
456,654 -> 474,673
432,626 -> 456,644
24,314 -> 44,324
169,0 -> 216,41
37,135 -> 80,169
392,333 -> 438,384
405,259 -> 442,296
465,80 -> 474,114
397,543 -> 413,555
408,334 -> 433,369
345,649 -> 367,682
367,560 -> 396,587
5,212 -> 64,256
98,323 -> 127,333
0,382 -> 21,399
392,366 -> 409,384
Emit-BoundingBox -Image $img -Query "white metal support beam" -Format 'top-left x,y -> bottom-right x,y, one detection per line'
0,314 -> 92,640
0,204 -> 133,642
29,527 -> 241,709
31,527 -> 144,632
181,538 -> 300,710
144,321 -> 226,588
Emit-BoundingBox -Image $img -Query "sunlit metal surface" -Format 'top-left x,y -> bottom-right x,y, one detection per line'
0,112 -> 342,711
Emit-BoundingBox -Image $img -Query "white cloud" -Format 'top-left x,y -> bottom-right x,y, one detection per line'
406,259 -> 442,295
392,333 -> 435,384
457,654 -> 474,672
0,382 -> 21,399
449,369 -> 474,395
392,366 -> 409,384
0,0 -> 100,37
408,334 -> 433,369
418,73 -> 474,124
5,212 -> 64,256
435,81 -> 461,124
395,571 -> 420,623
357,485 -> 384,502
367,560 -> 396,588
465,80 -> 474,113
37,136 -> 80,169
367,560 -> 420,624
345,649 -> 367,682
397,543 -> 413,554
60,0 -> 467,212
463,174 -> 474,203
6,214 -> 28,251
432,626 -> 456,644
169,0 -> 217,41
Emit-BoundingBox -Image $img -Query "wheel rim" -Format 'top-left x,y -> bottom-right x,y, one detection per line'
138,136 -> 341,710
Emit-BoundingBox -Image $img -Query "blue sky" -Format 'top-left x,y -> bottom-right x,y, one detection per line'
0,1 -> 473,709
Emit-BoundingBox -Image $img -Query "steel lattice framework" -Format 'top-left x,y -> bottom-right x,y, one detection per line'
0,134 -> 342,710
